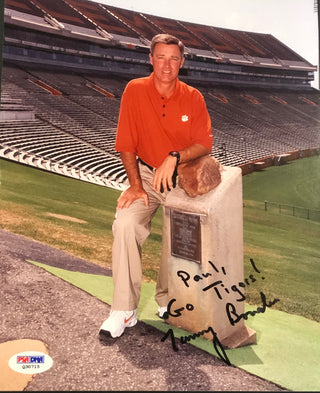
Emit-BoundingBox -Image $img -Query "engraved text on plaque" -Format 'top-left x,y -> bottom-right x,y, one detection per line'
170,209 -> 201,263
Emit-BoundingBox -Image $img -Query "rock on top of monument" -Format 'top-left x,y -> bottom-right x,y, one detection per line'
178,155 -> 222,198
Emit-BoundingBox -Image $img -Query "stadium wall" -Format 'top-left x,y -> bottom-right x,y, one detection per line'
2,0 -> 317,89
239,148 -> 320,175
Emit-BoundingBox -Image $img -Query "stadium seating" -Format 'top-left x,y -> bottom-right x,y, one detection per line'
1,0 -> 319,189
1,62 -> 319,189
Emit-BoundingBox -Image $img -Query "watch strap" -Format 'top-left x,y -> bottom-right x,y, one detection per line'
169,151 -> 180,166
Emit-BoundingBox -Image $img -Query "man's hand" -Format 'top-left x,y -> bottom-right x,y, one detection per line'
152,144 -> 211,193
117,185 -> 149,209
152,155 -> 177,193
118,151 -> 149,209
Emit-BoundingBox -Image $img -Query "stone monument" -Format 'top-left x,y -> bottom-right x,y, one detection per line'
162,163 -> 256,348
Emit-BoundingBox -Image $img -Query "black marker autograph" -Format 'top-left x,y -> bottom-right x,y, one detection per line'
161,326 -> 231,366
177,258 -> 266,303
165,298 -> 194,317
226,291 -> 280,326
160,258 -> 280,367
161,298 -> 231,365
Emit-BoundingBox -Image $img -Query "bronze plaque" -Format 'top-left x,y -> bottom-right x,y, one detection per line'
170,209 -> 201,263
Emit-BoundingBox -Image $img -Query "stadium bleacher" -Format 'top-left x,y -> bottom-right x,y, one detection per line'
1,0 -> 319,189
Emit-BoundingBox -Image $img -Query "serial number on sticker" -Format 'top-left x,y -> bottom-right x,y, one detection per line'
21,364 -> 41,369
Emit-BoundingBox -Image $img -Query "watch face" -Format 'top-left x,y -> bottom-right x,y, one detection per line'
169,151 -> 180,165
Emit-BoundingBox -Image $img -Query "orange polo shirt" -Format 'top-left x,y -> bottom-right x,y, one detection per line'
115,73 -> 213,168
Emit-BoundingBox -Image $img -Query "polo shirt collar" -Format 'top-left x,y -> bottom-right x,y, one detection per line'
148,72 -> 181,102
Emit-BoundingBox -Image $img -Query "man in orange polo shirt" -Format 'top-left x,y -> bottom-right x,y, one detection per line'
99,33 -> 213,338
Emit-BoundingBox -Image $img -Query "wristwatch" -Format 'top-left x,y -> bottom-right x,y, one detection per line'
169,151 -> 180,166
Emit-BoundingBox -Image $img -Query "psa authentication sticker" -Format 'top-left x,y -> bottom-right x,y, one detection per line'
8,351 -> 53,374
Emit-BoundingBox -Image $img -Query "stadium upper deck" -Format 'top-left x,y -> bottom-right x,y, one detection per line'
3,0 -> 317,88
1,0 -> 319,189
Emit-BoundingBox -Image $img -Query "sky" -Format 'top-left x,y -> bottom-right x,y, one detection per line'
94,0 -> 319,89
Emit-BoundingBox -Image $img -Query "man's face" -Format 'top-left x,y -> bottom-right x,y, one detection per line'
149,43 -> 184,85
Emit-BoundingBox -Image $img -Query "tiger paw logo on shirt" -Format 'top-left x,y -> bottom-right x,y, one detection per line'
181,114 -> 189,122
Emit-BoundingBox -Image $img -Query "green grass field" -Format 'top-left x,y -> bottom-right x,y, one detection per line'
242,156 -> 320,209
0,156 -> 319,322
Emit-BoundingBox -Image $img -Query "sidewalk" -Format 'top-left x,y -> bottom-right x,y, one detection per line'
0,228 -> 286,391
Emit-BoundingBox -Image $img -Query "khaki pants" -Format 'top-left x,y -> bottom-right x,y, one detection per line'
111,162 -> 172,311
